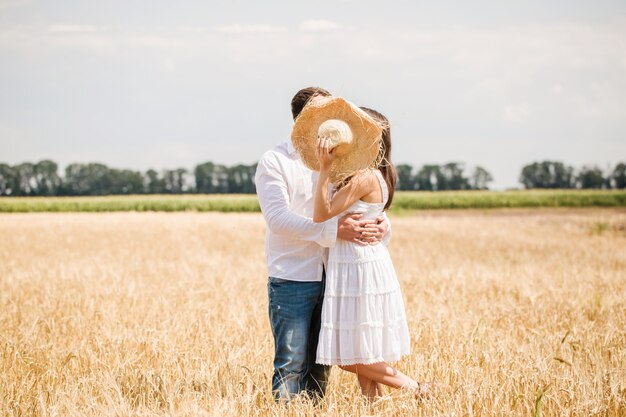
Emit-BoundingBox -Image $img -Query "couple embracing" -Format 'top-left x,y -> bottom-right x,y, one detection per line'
255,87 -> 431,402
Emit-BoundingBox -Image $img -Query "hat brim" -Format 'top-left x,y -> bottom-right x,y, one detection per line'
291,97 -> 382,184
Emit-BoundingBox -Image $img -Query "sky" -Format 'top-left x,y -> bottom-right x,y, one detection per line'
1,0 -> 625,189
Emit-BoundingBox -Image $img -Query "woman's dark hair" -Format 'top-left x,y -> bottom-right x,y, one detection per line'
360,107 -> 396,210
291,87 -> 331,120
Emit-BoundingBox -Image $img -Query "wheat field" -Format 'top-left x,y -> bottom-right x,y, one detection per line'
1,209 -> 625,416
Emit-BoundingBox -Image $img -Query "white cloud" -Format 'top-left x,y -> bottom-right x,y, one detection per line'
215,24 -> 288,34
502,103 -> 530,123
298,19 -> 342,32
0,0 -> 30,9
128,35 -> 181,49
48,25 -> 110,34
164,58 -> 176,72
182,26 -> 208,34
551,83 -> 564,94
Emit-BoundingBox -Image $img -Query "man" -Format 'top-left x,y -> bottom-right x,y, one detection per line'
254,86 -> 390,401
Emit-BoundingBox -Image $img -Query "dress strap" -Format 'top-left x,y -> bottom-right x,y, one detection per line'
373,169 -> 389,205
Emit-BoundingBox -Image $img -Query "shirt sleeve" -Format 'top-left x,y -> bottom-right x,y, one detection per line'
255,152 -> 338,248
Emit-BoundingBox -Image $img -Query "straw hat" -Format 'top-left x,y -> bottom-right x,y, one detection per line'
291,97 -> 383,184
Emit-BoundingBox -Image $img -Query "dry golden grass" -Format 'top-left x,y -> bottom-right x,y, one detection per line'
1,209 -> 625,416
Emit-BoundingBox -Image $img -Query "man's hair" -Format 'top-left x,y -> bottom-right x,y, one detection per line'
291,87 -> 331,120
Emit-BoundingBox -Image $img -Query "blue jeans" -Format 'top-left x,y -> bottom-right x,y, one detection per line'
268,276 -> 330,401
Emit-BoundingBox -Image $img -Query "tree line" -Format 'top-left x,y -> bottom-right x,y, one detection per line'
397,161 -> 625,191
0,160 -> 624,196
0,161 -> 258,196
519,161 -> 625,189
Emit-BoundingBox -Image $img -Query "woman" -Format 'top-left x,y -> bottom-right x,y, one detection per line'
311,106 -> 427,400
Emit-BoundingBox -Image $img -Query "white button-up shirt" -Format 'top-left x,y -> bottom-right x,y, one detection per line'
255,140 -> 337,282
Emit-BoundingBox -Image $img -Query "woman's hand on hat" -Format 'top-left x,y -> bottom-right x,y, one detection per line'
316,137 -> 335,171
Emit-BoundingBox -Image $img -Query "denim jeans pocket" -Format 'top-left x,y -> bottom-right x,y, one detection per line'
268,277 -> 291,303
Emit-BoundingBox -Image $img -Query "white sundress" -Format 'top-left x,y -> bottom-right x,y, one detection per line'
316,169 -> 411,366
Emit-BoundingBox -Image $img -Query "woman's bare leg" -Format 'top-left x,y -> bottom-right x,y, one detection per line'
340,363 -> 418,391
356,373 -> 382,401
337,365 -> 384,400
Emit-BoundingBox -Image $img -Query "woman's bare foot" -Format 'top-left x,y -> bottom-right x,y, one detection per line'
414,381 -> 432,400
412,381 -> 450,400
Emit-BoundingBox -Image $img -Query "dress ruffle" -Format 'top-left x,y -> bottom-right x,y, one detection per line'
316,241 -> 411,366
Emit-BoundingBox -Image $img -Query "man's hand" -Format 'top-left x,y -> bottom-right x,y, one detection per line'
337,213 -> 386,246
374,215 -> 389,244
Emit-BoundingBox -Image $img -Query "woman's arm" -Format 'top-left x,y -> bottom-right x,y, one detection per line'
313,137 -> 372,223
